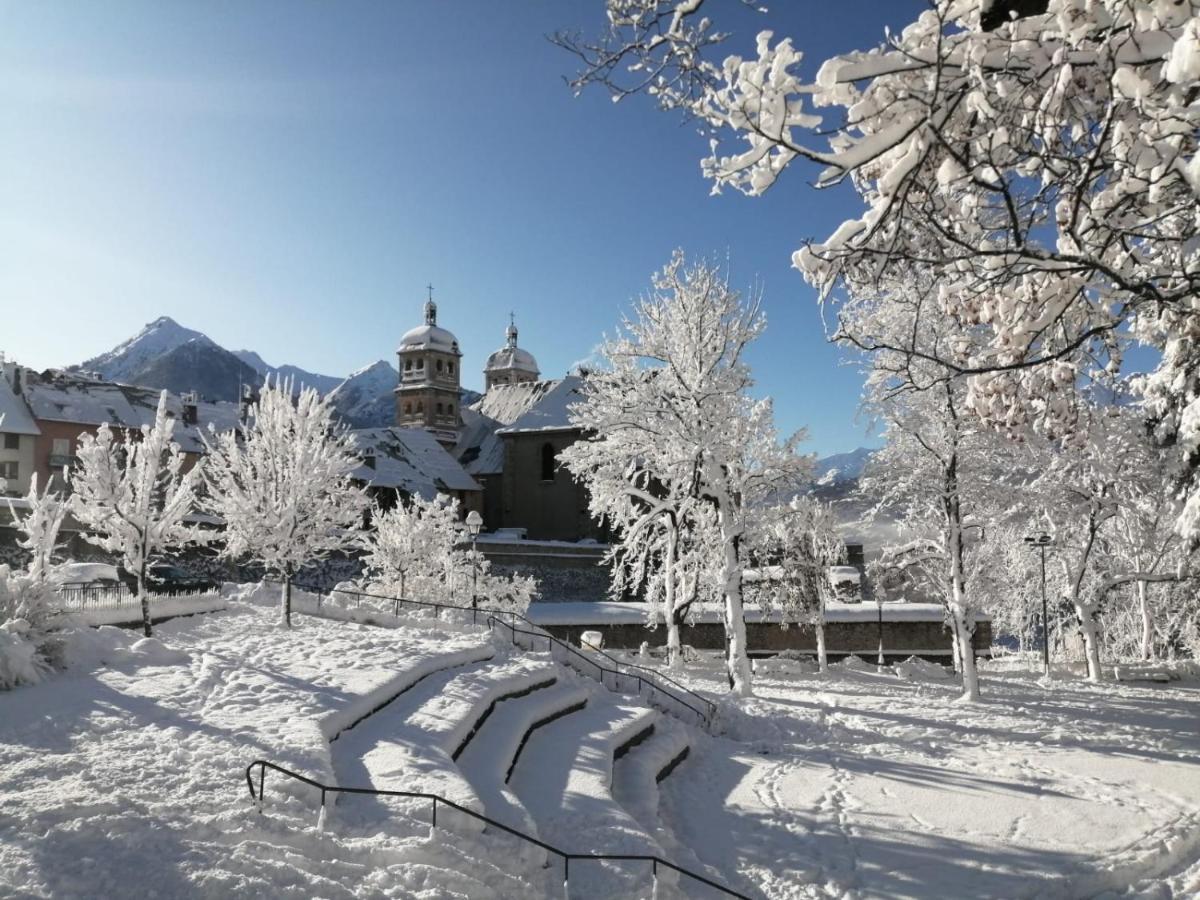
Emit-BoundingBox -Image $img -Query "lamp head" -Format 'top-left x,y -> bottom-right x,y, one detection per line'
465,510 -> 483,538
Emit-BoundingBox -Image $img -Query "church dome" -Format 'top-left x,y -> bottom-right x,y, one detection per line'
485,346 -> 539,375
484,318 -> 539,378
398,298 -> 460,354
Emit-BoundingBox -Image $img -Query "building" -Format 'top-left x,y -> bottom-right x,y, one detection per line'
394,297 -> 464,447
349,426 -> 482,514
388,299 -> 600,542
483,317 -> 540,389
17,370 -> 241,491
0,359 -> 40,497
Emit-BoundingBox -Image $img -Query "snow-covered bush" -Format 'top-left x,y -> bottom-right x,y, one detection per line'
7,473 -> 69,583
362,493 -> 538,614
0,565 -> 59,690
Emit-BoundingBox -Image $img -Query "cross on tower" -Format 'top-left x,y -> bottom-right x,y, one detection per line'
426,283 -> 435,302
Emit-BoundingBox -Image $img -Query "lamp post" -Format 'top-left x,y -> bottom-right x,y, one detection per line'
876,592 -> 885,666
1023,533 -> 1054,677
466,510 -> 483,610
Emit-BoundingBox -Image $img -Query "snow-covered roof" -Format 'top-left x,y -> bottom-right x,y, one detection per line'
454,379 -> 563,476
495,375 -> 585,435
398,324 -> 460,354
20,370 -> 240,453
350,426 -> 480,499
484,346 -> 539,376
0,379 -> 40,436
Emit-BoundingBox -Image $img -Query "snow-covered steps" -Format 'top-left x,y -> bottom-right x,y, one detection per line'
509,693 -> 666,897
456,680 -> 591,837
331,654 -> 559,835
612,715 -> 691,831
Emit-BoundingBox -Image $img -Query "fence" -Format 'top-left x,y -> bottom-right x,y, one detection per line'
245,759 -> 751,899
305,584 -> 717,731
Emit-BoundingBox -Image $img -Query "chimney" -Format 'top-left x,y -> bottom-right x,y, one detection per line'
361,446 -> 377,470
181,391 -> 199,426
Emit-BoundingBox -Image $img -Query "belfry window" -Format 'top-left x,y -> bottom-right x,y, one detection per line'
540,443 -> 555,482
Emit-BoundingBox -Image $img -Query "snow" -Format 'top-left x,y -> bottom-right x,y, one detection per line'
3,583 -> 1199,898
494,375 -> 586,435
455,379 -> 563,476
0,377 -> 40,435
327,360 -> 399,428
349,426 -> 480,497
78,316 -> 214,384
70,592 -> 225,626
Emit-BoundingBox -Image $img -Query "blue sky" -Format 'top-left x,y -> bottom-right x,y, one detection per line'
0,0 -> 927,456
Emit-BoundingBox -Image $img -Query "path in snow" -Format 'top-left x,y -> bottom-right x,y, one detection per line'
655,658 -> 1200,899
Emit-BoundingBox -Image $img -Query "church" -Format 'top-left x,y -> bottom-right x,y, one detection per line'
380,293 -> 603,543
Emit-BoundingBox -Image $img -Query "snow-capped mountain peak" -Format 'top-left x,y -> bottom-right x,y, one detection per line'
79,316 -> 215,383
328,360 -> 400,427
815,446 -> 876,486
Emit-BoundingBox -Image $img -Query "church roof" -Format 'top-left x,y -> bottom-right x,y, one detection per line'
398,323 -> 459,354
484,345 -> 539,375
495,375 -> 585,435
350,426 -> 480,498
454,379 -> 561,475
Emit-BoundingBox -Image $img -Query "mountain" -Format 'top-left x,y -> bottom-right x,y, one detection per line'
79,317 -> 215,383
233,349 -> 341,395
328,360 -> 400,427
129,339 -> 263,402
814,446 -> 876,486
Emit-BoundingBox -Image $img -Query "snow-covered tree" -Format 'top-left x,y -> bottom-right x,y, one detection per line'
363,493 -> 537,614
565,251 -> 812,694
71,392 -> 203,637
0,565 -> 58,690
364,493 -> 461,601
203,379 -> 366,628
556,1 -> 1200,542
7,473 -> 69,583
745,497 -> 845,672
860,376 -> 1031,699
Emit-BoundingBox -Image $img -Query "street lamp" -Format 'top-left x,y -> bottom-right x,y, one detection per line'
466,510 -> 483,610
1023,533 -> 1054,677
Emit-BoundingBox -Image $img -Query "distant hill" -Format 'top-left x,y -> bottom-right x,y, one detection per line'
232,349 -> 341,394
814,446 -> 875,486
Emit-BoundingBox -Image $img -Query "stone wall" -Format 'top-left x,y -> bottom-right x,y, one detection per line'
480,540 -> 611,603
540,617 -> 993,661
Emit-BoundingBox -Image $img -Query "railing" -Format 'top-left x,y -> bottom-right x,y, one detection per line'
245,759 -> 751,900
301,583 -> 716,731
55,582 -> 215,611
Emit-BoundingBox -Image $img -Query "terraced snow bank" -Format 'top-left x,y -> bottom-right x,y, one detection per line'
0,589 -> 498,899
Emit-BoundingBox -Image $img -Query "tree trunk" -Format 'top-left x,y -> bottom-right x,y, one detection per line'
942,441 -> 980,701
716,504 -> 753,697
280,574 -> 293,628
815,621 -> 827,673
950,610 -> 980,702
1075,601 -> 1103,681
663,522 -> 682,670
1138,581 -> 1154,662
137,562 -> 152,638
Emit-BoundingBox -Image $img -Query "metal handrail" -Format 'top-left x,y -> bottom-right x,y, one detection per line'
245,759 -> 751,900
299,583 -> 716,730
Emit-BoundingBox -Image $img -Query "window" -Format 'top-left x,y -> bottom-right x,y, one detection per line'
405,359 -> 412,371
436,359 -> 443,372
448,403 -> 454,415
3,433 -> 18,450
540,443 -> 556,481
0,461 -> 16,483
52,438 -> 71,456
448,363 -> 455,375
436,402 -> 443,415
416,359 -> 424,369
404,402 -> 412,415
417,401 -> 424,414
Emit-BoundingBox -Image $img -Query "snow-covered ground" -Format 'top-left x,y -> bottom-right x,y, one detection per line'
2,590 -> 1198,899
649,654 -> 1200,899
